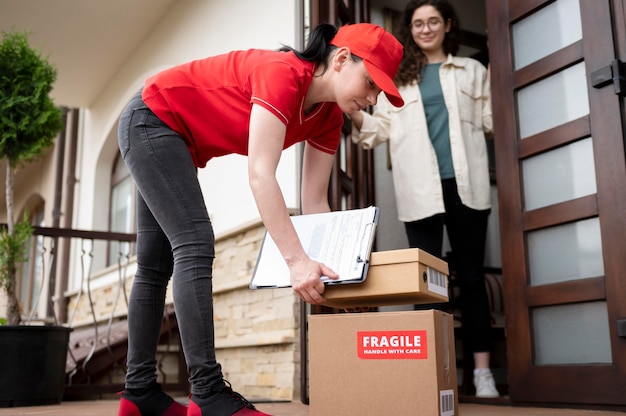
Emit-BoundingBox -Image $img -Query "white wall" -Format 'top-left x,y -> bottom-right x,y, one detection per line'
70,0 -> 301,290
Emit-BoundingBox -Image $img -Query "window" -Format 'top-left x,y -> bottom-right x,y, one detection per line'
19,205 -> 45,318
109,154 -> 136,266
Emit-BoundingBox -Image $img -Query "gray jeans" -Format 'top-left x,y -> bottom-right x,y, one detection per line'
118,90 -> 223,397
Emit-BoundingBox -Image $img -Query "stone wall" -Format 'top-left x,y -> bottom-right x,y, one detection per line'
212,224 -> 302,401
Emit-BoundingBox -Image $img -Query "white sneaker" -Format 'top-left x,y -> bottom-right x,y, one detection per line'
473,369 -> 500,398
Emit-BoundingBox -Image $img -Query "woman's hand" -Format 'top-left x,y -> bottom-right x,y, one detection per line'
289,256 -> 339,304
247,104 -> 339,304
346,110 -> 364,130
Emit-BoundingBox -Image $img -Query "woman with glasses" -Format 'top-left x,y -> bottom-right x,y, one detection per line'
347,0 -> 498,398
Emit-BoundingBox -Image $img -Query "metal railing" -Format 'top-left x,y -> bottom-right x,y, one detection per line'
17,226 -> 188,399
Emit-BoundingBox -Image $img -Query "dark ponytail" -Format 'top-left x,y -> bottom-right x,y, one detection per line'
280,23 -> 338,75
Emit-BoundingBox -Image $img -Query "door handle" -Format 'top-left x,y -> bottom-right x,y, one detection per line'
591,59 -> 626,96
618,318 -> 626,338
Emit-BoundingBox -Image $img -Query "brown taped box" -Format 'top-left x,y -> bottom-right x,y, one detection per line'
321,248 -> 450,309
309,309 -> 458,416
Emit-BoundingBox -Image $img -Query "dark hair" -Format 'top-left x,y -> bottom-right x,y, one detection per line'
280,23 -> 339,76
394,0 -> 461,86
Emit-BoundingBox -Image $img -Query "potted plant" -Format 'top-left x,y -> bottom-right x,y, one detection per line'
0,29 -> 71,407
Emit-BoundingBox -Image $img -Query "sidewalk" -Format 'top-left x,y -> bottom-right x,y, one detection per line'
0,399 -> 624,416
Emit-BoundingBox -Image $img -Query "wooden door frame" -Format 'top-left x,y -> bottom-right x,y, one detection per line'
487,0 -> 626,407
311,0 -> 374,211
300,0 -> 372,404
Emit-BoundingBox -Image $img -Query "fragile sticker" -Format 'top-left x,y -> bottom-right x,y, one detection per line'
357,330 -> 427,359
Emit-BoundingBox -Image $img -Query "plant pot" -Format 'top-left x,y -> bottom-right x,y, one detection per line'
0,325 -> 72,407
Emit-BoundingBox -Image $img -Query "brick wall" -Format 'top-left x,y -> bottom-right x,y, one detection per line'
212,224 -> 302,401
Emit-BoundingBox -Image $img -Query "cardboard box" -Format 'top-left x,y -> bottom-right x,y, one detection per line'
322,248 -> 449,309
309,310 -> 458,416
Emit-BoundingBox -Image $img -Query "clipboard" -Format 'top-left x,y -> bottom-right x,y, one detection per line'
249,206 -> 379,289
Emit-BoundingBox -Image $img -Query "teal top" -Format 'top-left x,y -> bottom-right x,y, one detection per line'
419,63 -> 454,179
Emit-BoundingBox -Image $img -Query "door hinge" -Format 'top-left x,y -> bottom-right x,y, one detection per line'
591,59 -> 626,96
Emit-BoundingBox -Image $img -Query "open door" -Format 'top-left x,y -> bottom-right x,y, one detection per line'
486,0 -> 626,407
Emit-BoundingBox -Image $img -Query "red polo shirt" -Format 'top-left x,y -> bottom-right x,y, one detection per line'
142,49 -> 342,168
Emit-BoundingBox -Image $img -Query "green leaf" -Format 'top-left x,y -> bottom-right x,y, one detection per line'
0,216 -> 33,291
0,30 -> 63,167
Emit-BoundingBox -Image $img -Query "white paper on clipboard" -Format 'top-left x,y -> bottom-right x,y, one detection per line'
249,206 -> 379,289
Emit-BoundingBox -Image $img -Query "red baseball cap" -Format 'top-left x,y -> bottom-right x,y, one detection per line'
330,23 -> 404,107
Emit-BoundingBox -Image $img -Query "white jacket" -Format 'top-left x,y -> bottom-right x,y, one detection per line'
353,55 -> 493,222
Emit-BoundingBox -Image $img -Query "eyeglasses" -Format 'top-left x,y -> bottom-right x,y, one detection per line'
410,18 -> 443,32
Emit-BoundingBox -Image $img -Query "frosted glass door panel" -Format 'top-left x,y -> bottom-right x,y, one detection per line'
517,63 -> 589,139
528,218 -> 604,286
339,134 -> 347,171
533,302 -> 612,365
512,0 -> 582,69
523,138 -> 597,211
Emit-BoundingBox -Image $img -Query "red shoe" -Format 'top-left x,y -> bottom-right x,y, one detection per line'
231,408 -> 272,416
117,389 -> 187,416
162,400 -> 188,416
187,380 -> 271,416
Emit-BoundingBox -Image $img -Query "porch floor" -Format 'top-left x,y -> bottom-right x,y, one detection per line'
0,398 -> 624,416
